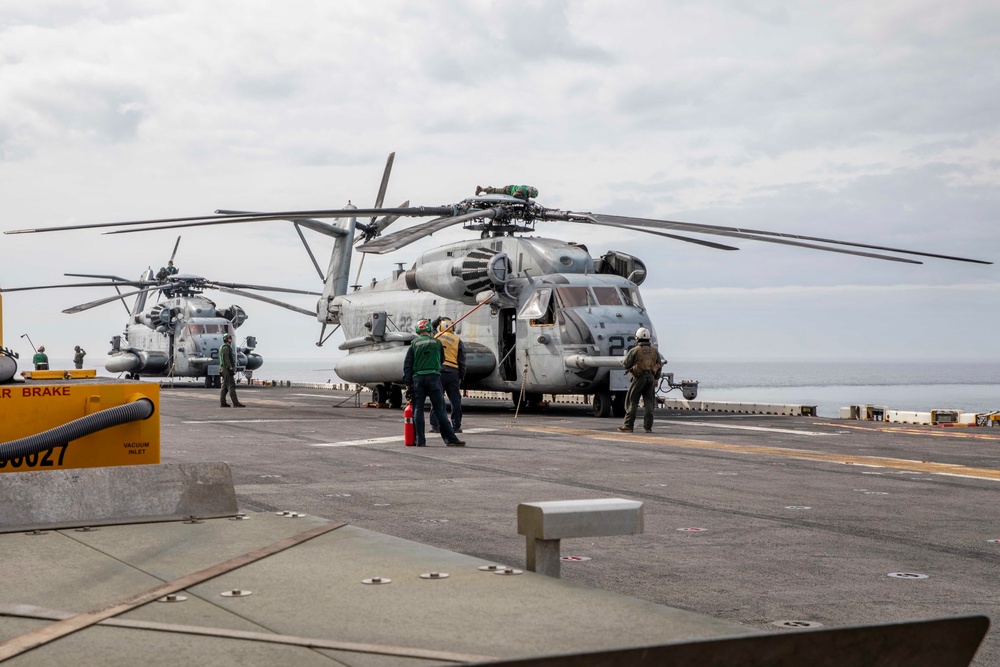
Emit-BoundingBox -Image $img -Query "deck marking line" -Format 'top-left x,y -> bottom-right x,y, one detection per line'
0,522 -> 346,661
183,418 -> 333,424
519,425 -> 1000,482
312,428 -> 497,447
816,422 -> 1000,441
659,420 -> 830,436
0,603 -> 493,663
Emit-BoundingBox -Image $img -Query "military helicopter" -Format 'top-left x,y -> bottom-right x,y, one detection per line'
5,155 -> 991,415
0,243 -> 319,387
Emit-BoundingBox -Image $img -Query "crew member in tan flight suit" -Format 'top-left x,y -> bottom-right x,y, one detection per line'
429,317 -> 466,434
618,327 -> 661,433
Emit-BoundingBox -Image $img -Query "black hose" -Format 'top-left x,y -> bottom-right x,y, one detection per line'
0,398 -> 155,461
0,354 -> 16,384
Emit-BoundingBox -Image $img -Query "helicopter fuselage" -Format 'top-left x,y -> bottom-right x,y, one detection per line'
108,291 -> 262,379
330,236 -> 653,404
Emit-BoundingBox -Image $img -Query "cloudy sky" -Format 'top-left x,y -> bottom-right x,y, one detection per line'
1,0 -> 997,372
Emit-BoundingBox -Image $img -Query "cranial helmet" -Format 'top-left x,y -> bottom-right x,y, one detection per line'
437,317 -> 453,333
635,327 -> 651,342
38,345 -> 45,352
223,333 -> 233,342
416,319 -> 432,334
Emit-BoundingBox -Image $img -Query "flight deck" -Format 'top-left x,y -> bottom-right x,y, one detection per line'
2,385 -> 997,665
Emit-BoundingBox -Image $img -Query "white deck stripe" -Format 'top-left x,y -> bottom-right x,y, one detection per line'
311,428 -> 497,447
659,420 -> 831,436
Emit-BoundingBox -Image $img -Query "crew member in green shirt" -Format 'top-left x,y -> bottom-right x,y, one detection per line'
219,333 -> 245,408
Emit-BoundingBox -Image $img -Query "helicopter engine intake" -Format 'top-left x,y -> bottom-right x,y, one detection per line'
218,305 -> 248,329
404,250 -> 511,304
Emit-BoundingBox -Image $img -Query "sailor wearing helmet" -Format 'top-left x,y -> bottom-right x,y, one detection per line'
403,319 -> 465,447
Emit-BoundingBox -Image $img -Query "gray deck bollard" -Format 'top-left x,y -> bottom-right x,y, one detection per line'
517,498 -> 644,577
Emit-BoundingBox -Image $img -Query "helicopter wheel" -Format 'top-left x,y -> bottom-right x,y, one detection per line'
389,385 -> 403,410
592,391 -> 613,418
213,375 -> 221,388
371,385 -> 387,405
512,391 -> 544,411
611,392 -> 626,419
204,375 -> 212,389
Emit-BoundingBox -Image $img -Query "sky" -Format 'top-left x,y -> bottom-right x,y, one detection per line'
1,0 -> 998,372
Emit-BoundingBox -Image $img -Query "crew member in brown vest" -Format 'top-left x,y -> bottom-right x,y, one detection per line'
618,327 -> 661,433
429,317 -> 467,434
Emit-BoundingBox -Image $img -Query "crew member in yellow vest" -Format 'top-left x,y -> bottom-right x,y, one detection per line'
429,317 -> 467,434
618,327 -> 662,433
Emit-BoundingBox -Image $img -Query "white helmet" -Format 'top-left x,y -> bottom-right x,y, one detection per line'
635,327 -> 651,342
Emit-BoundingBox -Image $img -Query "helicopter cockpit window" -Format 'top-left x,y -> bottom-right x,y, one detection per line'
554,286 -> 594,309
188,324 -> 226,335
592,286 -> 623,306
621,287 -> 644,309
518,287 -> 553,321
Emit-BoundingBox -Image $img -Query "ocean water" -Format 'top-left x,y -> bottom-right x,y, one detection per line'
51,357 -> 1000,418
248,358 -> 1000,418
665,360 -> 1000,418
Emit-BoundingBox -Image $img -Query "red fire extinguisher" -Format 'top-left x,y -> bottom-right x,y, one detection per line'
404,400 -> 415,446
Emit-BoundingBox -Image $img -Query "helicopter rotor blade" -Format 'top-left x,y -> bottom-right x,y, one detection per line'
62,286 -> 163,314
5,206 -> 455,236
371,152 -> 395,224
213,286 -> 316,317
357,200 -> 411,246
0,281 -> 149,294
168,236 -> 181,264
584,213 -> 989,265
601,222 -> 740,251
64,272 -> 132,282
358,208 -> 499,255
556,212 -> 922,264
293,222 -> 327,281
206,281 -> 321,296
353,199 -> 411,286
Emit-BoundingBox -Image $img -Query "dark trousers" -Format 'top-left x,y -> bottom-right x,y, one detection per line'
429,366 -> 462,431
220,370 -> 240,405
413,373 -> 458,444
623,373 -> 657,430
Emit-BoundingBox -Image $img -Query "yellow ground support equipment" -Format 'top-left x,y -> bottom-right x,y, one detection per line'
0,378 -> 159,473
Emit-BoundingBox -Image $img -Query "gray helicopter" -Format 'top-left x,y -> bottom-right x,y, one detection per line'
5,155 -> 991,414
0,251 -> 318,386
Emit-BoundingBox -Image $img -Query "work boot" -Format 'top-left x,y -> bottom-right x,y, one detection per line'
221,403 -> 231,408
233,402 -> 246,408
644,428 -> 652,433
447,440 -> 465,447
617,426 -> 632,432
475,185 -> 483,195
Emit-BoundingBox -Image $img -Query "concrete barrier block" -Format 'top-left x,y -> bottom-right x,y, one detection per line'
0,462 -> 238,533
518,498 -> 644,540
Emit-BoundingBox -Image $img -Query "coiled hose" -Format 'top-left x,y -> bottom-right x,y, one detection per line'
0,398 -> 155,461
0,355 -> 16,384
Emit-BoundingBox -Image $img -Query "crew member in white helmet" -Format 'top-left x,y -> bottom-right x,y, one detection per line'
618,327 -> 661,433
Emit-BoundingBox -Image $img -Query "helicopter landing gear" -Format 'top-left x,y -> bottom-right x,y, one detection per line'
372,383 -> 396,406
512,391 -> 544,411
612,392 -> 626,419
204,375 -> 212,388
592,390 -> 613,418
389,385 -> 403,410
213,375 -> 221,388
